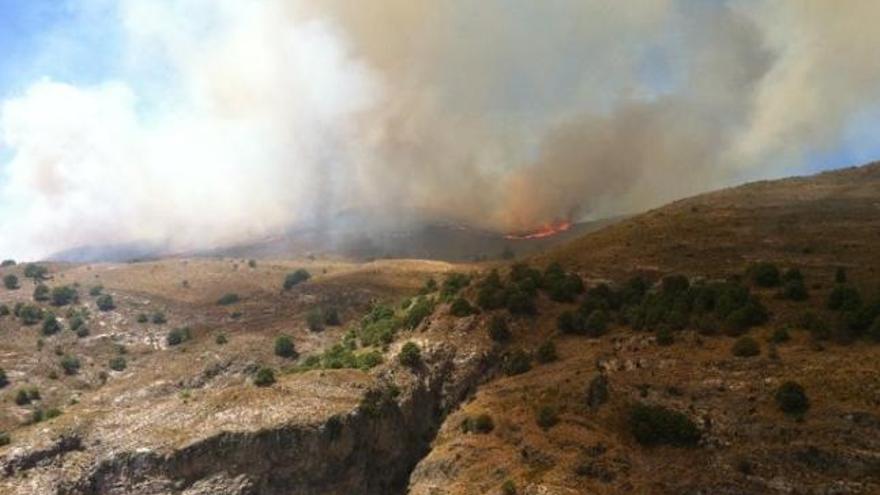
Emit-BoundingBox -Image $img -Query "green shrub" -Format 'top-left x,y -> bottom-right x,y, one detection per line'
60,355 -> 81,375
463,413 -> 494,434
656,327 -> 674,346
798,311 -> 830,340
3,274 -> 19,290
19,304 -> 42,325
769,327 -> 790,343
51,286 -> 78,306
283,269 -> 311,290
488,316 -> 511,343
827,285 -> 862,312
398,342 -> 421,368
536,405 -> 559,429
584,310 -> 609,337
166,327 -> 191,346
44,408 -> 62,420
75,327 -> 89,338
89,285 -> 103,296
450,297 -> 477,317
0,432 -> 9,446
109,356 -> 127,371
731,336 -> 760,357
216,293 -> 240,306
323,307 -> 341,326
505,288 -> 536,315
358,384 -> 400,418
441,273 -> 471,298
0,304 -> 8,316
780,279 -> 808,301
835,267 -> 847,284
151,311 -> 167,324
629,403 -> 700,446
782,268 -> 803,283
41,314 -> 61,336
248,259 -> 257,268
361,317 -> 398,348
749,262 -> 781,287
136,313 -> 148,323
404,298 -> 433,329
0,369 -> 7,388
536,341 -> 558,363
0,259 -> 15,267
501,480 -> 517,495
306,308 -> 325,332
23,264 -> 48,281
215,334 -> 228,345
274,335 -> 297,358
775,381 -> 809,415
254,367 -> 276,387
69,314 -> 85,332
869,317 -> 880,342
503,349 -> 531,376
96,294 -> 115,311
14,389 -> 31,405
33,284 -> 49,302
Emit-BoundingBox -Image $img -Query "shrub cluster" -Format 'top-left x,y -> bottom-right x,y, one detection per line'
629,403 -> 701,447
300,344 -> 383,371
461,413 -> 494,434
96,294 -> 115,311
254,367 -> 275,386
216,293 -> 240,306
283,269 -> 311,290
3,274 -> 19,290
398,342 -> 421,368
488,316 -> 511,343
166,327 -> 192,346
775,381 -> 809,415
274,335 -> 297,358
51,286 -> 78,306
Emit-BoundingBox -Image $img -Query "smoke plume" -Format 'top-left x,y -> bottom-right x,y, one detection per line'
1,0 -> 880,258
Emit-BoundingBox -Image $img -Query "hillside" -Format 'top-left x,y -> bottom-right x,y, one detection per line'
0,163 -> 878,494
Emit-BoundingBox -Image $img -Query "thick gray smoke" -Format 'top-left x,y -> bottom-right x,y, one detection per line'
1,0 -> 880,258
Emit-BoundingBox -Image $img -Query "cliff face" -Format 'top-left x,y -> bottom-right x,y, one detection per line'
0,322 -> 494,495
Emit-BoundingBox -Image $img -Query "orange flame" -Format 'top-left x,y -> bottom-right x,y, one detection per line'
505,220 -> 572,240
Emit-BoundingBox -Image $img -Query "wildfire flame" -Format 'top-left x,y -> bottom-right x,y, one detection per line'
505,220 -> 572,240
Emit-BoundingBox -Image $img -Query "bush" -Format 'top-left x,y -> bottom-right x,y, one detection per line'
3,274 -> 19,290
835,267 -> 847,284
215,334 -> 228,345
19,305 -> 43,325
0,368 -> 8,388
136,313 -> 148,323
536,341 -> 558,363
827,285 -> 862,312
404,298 -> 433,329
89,285 -> 103,296
0,259 -> 14,267
398,342 -> 421,368
44,408 -> 62,420
782,268 -> 804,283
0,304 -> 8,316
749,262 -> 781,287
536,405 -> 559,429
505,289 -> 536,315
780,279 -> 808,301
166,327 -> 192,346
769,327 -> 791,343
503,349 -> 531,376
69,314 -> 85,332
254,367 -> 276,387
151,311 -> 167,324
109,356 -> 127,371
14,389 -> 31,405
96,294 -> 115,311
60,355 -> 81,375
420,277 -> 438,294
23,264 -> 48,281
441,273 -> 471,298
629,403 -> 701,446
584,310 -> 609,337
360,317 -> 398,348
41,314 -> 61,336
274,335 -> 297,358
323,307 -> 341,326
731,336 -> 760,357
51,286 -> 78,306
306,308 -> 325,332
76,326 -> 89,338
248,259 -> 257,268
283,269 -> 311,290
656,327 -> 674,346
488,316 -> 511,343
775,381 -> 809,415
450,297 -> 477,317
463,414 -> 494,434
501,480 -> 517,495
33,284 -> 49,302
216,293 -> 240,306
0,432 -> 9,446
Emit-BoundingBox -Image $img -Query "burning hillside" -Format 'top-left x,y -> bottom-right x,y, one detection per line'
505,220 -> 573,240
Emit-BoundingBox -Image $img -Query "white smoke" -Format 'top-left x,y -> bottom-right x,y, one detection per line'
1,0 -> 880,259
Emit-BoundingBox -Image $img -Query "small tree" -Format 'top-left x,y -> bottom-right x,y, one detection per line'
19,305 -> 42,325
23,264 -> 48,281
398,342 -> 421,368
3,274 -> 19,290
731,336 -> 760,357
109,356 -> 127,371
50,286 -> 78,306
33,284 -> 49,302
283,269 -> 311,290
775,381 -> 809,416
96,294 -> 115,311
488,316 -> 511,343
254,367 -> 276,387
274,335 -> 297,358
60,355 -> 81,375
41,314 -> 61,336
